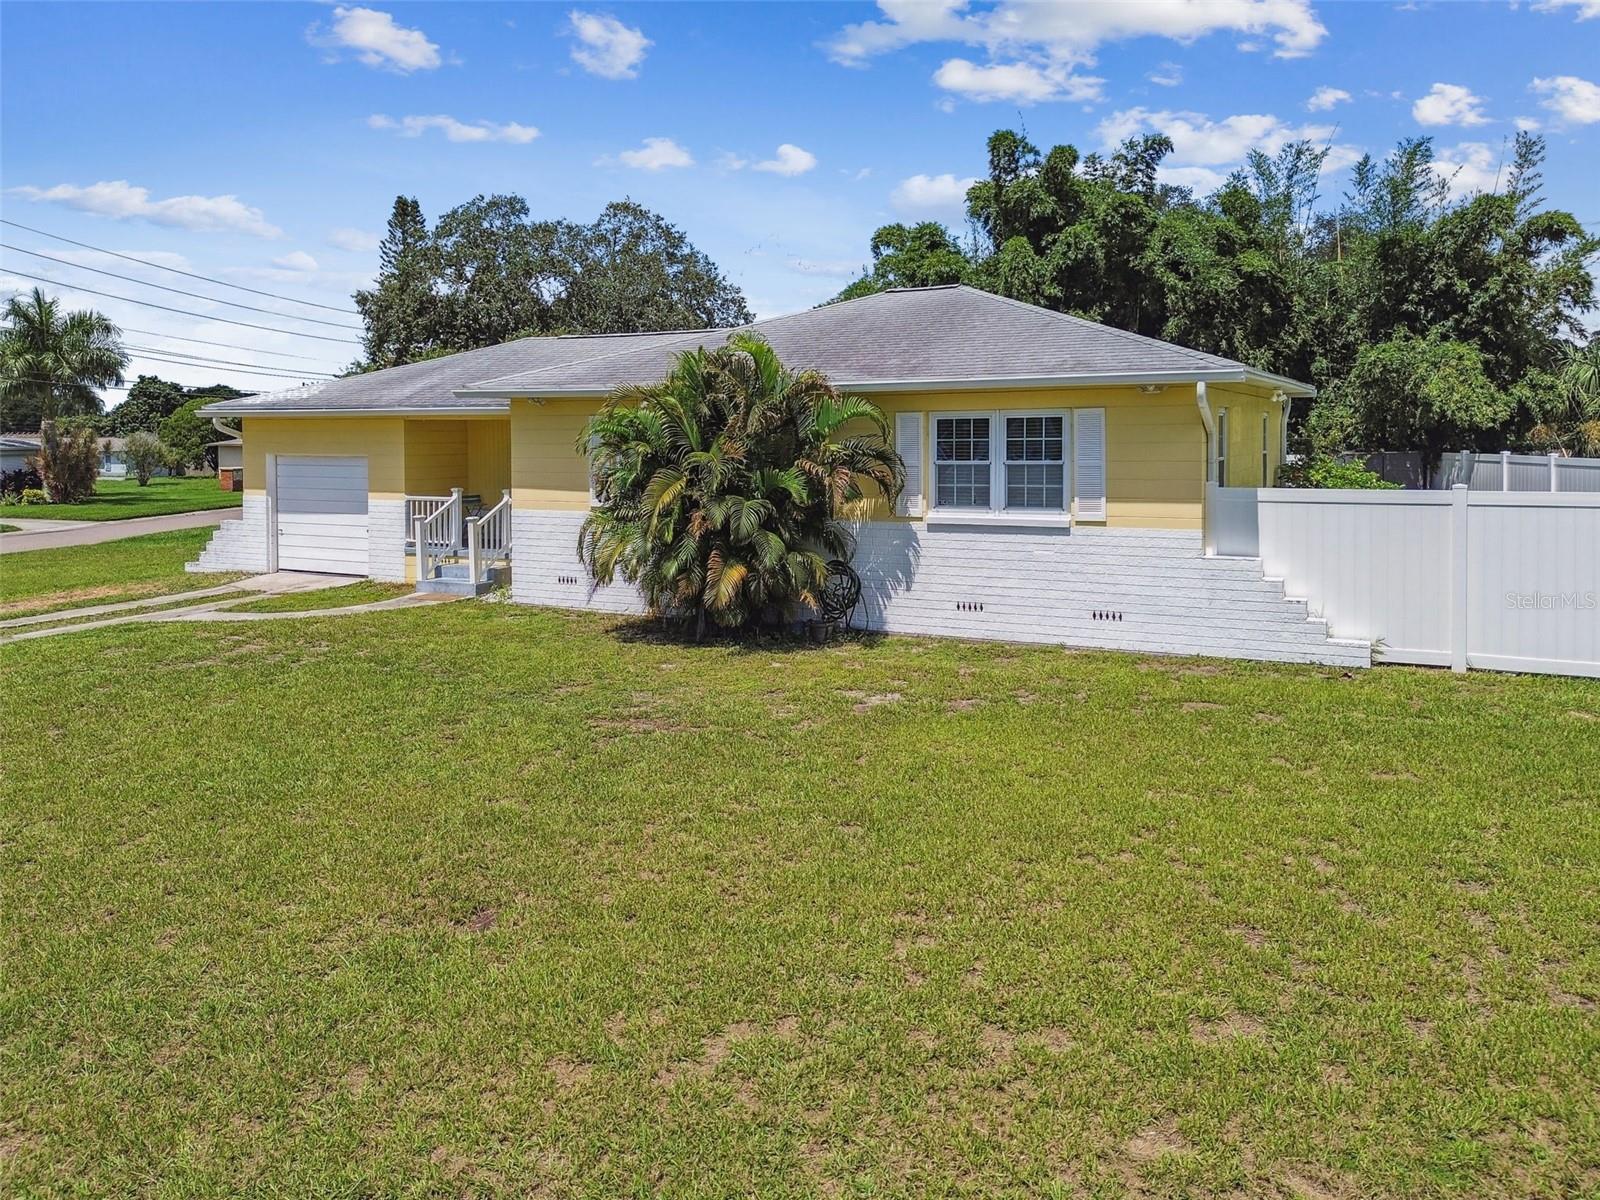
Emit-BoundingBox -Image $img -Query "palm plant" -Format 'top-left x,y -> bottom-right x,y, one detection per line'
0,287 -> 129,431
579,334 -> 904,638
1528,339 -> 1600,456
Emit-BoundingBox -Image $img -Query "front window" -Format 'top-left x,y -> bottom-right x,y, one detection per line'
934,415 -> 991,509
1004,415 -> 1064,509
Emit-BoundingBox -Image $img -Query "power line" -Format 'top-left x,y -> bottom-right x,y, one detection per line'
118,327 -> 332,364
124,348 -> 331,381
0,218 -> 360,315
0,271 -> 362,345
123,344 -> 336,377
2,244 -> 362,331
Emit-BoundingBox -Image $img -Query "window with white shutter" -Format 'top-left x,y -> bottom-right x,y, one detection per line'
894,411 -> 923,516
1073,408 -> 1106,521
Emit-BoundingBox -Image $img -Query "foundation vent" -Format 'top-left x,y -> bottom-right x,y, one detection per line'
956,601 -> 985,613
1092,610 -> 1124,621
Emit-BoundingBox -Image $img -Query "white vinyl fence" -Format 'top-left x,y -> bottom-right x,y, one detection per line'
1207,484 -> 1600,677
1437,450 -> 1600,493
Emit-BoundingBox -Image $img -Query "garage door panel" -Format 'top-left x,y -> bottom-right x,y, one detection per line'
275,455 -> 370,574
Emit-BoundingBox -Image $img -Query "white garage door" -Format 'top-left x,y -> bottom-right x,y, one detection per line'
275,455 -> 369,574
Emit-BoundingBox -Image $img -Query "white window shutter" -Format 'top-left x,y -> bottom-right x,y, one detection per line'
895,411 -> 923,516
1073,408 -> 1106,521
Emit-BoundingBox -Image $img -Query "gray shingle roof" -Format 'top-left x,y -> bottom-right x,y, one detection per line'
203,286 -> 1312,416
198,330 -> 704,415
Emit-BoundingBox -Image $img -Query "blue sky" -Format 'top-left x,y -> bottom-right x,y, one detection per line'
2,1 -> 1598,402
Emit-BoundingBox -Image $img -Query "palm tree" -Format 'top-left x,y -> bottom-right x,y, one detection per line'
0,288 -> 129,431
579,334 -> 904,638
1530,339 -> 1600,457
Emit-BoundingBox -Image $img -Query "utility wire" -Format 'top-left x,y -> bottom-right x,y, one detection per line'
2,244 -> 362,330
124,345 -> 337,377
0,271 -> 361,345
118,327 -> 332,364
123,347 -> 333,381
0,218 -> 361,315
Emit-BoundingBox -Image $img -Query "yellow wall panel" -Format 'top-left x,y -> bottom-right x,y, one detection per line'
404,419 -> 467,496
241,417 -> 406,498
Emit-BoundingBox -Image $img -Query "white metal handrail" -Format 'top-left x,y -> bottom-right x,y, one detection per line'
465,489 -> 512,582
405,493 -> 461,539
413,488 -> 462,583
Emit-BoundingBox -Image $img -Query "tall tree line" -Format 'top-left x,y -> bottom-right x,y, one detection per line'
353,197 -> 753,371
838,130 -> 1598,458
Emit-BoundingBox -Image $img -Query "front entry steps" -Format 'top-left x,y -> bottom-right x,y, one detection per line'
416,562 -> 507,597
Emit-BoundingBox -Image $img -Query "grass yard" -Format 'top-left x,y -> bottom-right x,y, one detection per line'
3,606 -> 1598,1198
0,476 -> 242,521
0,527 -> 240,618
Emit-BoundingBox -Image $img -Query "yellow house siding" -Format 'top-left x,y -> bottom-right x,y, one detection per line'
466,419 -> 512,500
507,386 -> 1209,530
1208,383 -> 1287,487
404,420 -> 468,496
510,399 -> 594,510
240,417 -> 405,498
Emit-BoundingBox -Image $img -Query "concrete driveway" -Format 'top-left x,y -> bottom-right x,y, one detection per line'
0,509 -> 236,554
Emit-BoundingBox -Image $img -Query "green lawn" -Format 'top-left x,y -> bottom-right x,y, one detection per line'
0,527 -> 240,617
3,608 -> 1597,1198
0,476 -> 242,521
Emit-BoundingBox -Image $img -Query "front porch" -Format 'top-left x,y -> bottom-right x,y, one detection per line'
400,417 -> 514,594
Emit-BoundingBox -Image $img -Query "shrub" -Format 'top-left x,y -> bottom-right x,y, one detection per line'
0,464 -> 42,500
36,419 -> 100,503
124,430 -> 168,486
17,487 -> 48,506
580,334 -> 904,638
1277,454 -> 1401,490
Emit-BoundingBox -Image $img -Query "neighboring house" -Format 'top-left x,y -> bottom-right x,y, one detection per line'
98,437 -> 130,479
1,434 -> 41,475
193,285 -> 1367,665
211,436 -> 244,491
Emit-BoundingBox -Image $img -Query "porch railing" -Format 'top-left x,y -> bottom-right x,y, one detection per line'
465,489 -> 513,582
405,491 -> 462,545
412,488 -> 463,583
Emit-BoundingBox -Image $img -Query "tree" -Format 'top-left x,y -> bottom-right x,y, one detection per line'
352,195 -> 752,366
124,430 -> 168,486
35,419 -> 101,502
100,374 -> 186,436
0,288 -> 129,431
353,197 -> 442,370
159,396 -> 212,470
579,335 -> 903,639
556,201 -> 753,333
833,223 -> 971,302
1526,339 -> 1600,456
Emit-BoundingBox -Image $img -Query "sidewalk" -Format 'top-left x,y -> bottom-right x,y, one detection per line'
0,509 -> 236,553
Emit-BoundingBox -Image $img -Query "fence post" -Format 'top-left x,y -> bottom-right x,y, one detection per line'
1500,450 -> 1510,492
1450,484 -> 1469,673
1550,451 -> 1559,493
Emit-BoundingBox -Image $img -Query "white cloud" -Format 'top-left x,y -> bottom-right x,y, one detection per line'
272,251 -> 319,272
568,11 -> 651,79
1515,115 -> 1543,132
1148,62 -> 1183,87
891,172 -> 979,215
715,152 -> 749,171
1307,86 -> 1351,111
1531,74 -> 1600,124
1430,142 -> 1504,198
611,137 -> 694,171
753,144 -> 818,176
8,180 -> 281,238
1533,0 -> 1600,18
790,258 -> 863,276
1096,107 -> 1363,192
367,114 -> 540,143
1412,82 -> 1489,127
932,57 -> 1102,103
328,228 -> 381,253
311,6 -> 442,72
825,0 -> 1326,69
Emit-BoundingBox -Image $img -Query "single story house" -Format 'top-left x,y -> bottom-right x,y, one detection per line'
193,285 -> 1368,666
0,434 -> 40,476
210,435 -> 244,491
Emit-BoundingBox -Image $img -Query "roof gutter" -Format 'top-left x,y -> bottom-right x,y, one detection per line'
455,367 -> 1316,401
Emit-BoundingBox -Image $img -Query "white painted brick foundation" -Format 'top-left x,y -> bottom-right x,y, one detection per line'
367,499 -> 406,583
506,510 -> 1371,668
185,496 -> 269,573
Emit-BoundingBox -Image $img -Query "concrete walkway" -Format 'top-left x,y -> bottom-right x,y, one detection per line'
0,508 -> 236,553
0,572 -> 457,644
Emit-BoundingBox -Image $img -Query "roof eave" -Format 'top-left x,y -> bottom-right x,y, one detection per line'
196,402 -> 512,417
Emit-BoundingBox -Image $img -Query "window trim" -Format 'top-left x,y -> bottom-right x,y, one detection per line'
930,409 -> 1070,516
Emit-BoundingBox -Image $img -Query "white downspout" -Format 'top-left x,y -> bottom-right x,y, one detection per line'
210,417 -> 242,440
